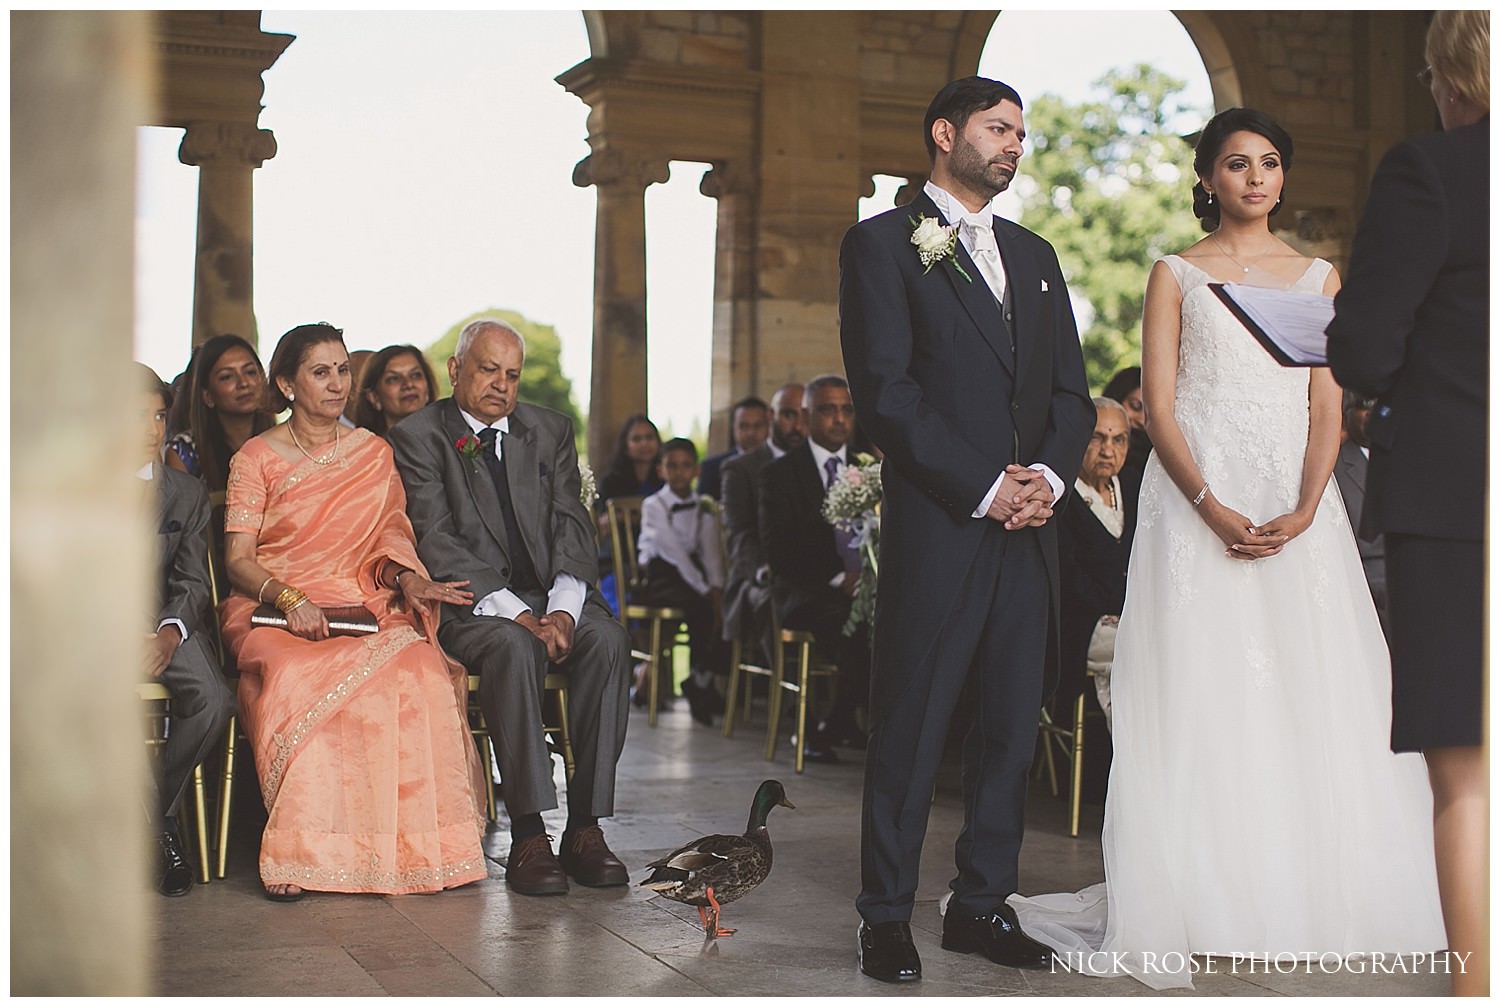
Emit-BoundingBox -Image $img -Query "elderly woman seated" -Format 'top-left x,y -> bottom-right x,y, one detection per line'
219,322 -> 486,901
1055,397 -> 1137,794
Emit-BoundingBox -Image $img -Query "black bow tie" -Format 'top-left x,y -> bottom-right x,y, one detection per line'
670,500 -> 696,513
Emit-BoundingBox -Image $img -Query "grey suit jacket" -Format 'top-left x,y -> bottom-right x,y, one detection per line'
389,398 -> 601,627
719,443 -> 774,638
155,462 -> 214,636
1333,439 -> 1386,607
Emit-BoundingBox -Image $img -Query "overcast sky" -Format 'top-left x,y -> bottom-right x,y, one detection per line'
134,9 -> 1212,441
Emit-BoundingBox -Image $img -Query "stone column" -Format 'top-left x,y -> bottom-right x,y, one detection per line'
12,10 -> 153,994
700,163 -> 758,450
754,13 -> 863,387
573,149 -> 669,466
178,120 -> 277,349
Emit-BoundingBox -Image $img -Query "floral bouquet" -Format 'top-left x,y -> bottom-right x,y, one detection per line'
579,462 -> 598,509
821,452 -> 882,636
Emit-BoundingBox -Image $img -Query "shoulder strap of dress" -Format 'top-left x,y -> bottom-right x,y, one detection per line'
1158,254 -> 1196,293
1303,257 -> 1334,291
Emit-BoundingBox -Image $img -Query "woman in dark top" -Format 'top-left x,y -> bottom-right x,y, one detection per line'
165,333 -> 276,494
596,413 -> 665,504
1055,397 -> 1136,800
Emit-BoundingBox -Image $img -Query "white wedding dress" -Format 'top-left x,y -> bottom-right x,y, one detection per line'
1005,255 -> 1446,990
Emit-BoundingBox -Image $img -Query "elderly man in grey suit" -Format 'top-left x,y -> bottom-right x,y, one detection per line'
390,320 -> 631,897
139,363 -> 235,898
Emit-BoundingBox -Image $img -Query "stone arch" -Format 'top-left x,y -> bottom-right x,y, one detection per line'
949,10 -> 1243,112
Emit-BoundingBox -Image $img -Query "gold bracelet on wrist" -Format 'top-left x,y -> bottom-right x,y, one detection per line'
274,586 -> 309,614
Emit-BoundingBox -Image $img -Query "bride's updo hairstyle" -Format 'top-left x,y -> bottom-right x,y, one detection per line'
1191,107 -> 1295,232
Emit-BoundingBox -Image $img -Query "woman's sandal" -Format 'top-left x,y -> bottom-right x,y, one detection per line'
264,883 -> 305,903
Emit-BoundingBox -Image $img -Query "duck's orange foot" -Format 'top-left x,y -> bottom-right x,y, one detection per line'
703,886 -> 736,938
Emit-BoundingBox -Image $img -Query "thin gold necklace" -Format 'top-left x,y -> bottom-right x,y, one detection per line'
288,420 -> 340,465
1211,231 -> 1276,275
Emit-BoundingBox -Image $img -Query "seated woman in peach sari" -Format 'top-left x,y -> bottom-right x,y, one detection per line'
221,322 -> 486,901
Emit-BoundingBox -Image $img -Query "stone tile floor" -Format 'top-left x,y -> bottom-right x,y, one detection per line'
151,695 -> 1450,997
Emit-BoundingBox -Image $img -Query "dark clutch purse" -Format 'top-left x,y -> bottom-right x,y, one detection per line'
251,603 -> 379,637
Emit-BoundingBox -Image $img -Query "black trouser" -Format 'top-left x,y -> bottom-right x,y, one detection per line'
640,558 -> 725,677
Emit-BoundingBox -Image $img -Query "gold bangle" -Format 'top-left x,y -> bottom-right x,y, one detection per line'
274,586 -> 308,614
256,576 -> 275,604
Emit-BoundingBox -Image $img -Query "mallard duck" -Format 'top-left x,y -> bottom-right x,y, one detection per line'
639,779 -> 795,938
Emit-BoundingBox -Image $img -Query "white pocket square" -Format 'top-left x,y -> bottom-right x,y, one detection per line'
1041,280 -> 1049,292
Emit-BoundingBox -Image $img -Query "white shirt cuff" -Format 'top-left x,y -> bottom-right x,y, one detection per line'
972,464 -> 1064,519
1030,463 -> 1064,503
474,588 -> 530,621
546,573 -> 586,625
973,472 -> 1006,519
156,618 -> 188,642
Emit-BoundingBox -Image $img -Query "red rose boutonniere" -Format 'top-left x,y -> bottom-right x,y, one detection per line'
455,433 -> 485,474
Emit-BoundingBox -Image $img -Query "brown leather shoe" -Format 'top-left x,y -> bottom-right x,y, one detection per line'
558,825 -> 629,887
505,834 -> 569,896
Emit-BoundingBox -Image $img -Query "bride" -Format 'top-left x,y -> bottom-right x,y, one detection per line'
1004,108 -> 1446,990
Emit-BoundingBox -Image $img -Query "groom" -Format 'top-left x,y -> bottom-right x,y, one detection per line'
839,76 -> 1093,982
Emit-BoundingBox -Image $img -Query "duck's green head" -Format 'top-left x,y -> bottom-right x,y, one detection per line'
747,779 -> 795,831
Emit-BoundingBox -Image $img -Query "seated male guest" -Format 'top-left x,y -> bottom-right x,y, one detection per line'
1057,398 -> 1136,794
390,319 -> 632,897
137,363 -> 235,897
720,383 -> 805,661
1333,390 -> 1387,632
697,396 -> 769,501
759,375 -> 870,762
637,437 -> 728,726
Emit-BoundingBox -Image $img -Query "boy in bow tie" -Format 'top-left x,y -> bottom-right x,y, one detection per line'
636,437 -> 727,725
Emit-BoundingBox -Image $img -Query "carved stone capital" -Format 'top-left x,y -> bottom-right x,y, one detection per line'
178,121 -> 277,168
700,162 -> 756,200
571,149 -> 670,192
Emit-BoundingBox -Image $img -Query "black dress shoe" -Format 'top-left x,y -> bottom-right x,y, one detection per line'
941,902 -> 1052,969
858,921 -> 922,982
157,831 -> 194,897
681,678 -> 719,727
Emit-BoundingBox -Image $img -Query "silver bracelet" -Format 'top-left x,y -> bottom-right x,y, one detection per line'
1191,482 -> 1210,507
256,576 -> 275,603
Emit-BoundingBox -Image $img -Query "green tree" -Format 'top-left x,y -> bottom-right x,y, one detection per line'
1014,65 -> 1207,391
425,308 -> 585,452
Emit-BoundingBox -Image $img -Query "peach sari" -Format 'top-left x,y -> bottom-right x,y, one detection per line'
221,430 -> 486,894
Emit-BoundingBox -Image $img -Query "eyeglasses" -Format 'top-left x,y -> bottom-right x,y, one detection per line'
1417,65 -> 1434,87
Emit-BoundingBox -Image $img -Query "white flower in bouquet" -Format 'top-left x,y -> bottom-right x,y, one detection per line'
822,452 -> 882,534
579,463 -> 598,508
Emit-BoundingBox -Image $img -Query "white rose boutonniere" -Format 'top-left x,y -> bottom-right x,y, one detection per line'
909,214 -> 973,283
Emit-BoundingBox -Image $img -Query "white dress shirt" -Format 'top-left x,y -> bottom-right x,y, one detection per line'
637,485 -> 725,595
456,406 -> 586,625
923,179 -> 1064,517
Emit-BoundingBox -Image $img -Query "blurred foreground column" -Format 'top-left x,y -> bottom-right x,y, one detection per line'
12,10 -> 154,994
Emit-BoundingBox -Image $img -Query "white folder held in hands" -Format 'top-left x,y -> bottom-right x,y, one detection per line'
1209,282 -> 1335,367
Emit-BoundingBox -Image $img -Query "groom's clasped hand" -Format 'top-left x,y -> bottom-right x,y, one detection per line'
985,464 -> 1056,530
